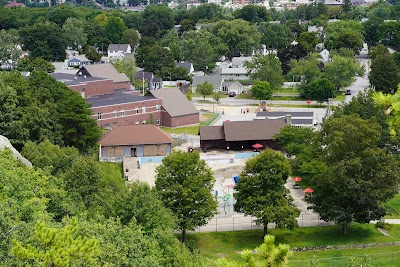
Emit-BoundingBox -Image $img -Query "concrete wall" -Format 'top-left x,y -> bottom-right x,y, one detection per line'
101,143 -> 171,158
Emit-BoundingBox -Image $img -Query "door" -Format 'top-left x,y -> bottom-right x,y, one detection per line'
131,147 -> 137,157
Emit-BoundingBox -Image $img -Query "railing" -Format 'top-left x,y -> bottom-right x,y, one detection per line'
99,156 -> 123,162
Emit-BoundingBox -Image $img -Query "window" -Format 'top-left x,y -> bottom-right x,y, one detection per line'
156,118 -> 160,125
155,105 -> 160,111
142,106 -> 146,113
135,108 -> 139,114
142,120 -> 146,124
113,111 -> 117,118
120,110 -> 125,117
97,113 -> 102,119
135,121 -> 139,125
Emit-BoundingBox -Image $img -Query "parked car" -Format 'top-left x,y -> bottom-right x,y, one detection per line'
345,89 -> 351,95
228,91 -> 236,97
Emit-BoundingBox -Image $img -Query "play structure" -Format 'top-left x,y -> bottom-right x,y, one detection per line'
214,174 -> 240,216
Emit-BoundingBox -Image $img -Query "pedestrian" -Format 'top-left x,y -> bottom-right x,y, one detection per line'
246,108 -> 249,113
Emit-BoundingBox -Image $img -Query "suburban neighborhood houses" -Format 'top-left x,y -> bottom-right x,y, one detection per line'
1,1 -> 400,266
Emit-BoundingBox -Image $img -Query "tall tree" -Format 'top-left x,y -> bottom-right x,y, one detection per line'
140,5 -> 175,38
369,53 -> 400,94
258,22 -> 293,50
121,28 -> 140,52
155,151 -> 217,242
112,57 -> 136,84
234,149 -> 300,236
208,19 -> 261,59
62,17 -> 87,49
196,81 -> 214,100
233,5 -> 270,23
251,80 -> 272,102
245,54 -> 285,90
19,19 -> 67,61
324,20 -> 364,55
305,77 -> 334,103
0,29 -> 21,67
289,52 -> 322,86
311,115 -> 400,234
105,16 -> 127,44
323,55 -> 365,92
136,44 -> 174,75
12,218 -> 99,266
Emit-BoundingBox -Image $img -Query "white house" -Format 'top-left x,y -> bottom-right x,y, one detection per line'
107,44 -> 132,60
319,49 -> 330,63
221,67 -> 248,80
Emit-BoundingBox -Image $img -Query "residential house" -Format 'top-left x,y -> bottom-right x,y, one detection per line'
222,81 -> 244,95
184,0 -> 202,9
192,75 -> 224,93
107,44 -> 132,60
232,56 -> 252,68
149,88 -> 200,127
99,124 -> 173,161
221,67 -> 248,81
199,119 -> 287,151
176,62 -> 194,75
319,49 -> 330,63
135,71 -> 163,90
67,55 -> 91,67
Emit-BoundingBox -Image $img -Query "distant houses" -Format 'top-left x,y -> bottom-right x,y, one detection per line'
107,44 -> 132,60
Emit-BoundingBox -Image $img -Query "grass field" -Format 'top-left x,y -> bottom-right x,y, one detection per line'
160,113 -> 218,135
385,194 -> 400,219
187,224 -> 400,264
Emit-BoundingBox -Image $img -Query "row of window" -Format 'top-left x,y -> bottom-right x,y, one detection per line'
97,105 -> 161,119
97,113 -> 160,125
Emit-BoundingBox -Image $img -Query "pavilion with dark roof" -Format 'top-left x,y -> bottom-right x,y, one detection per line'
199,119 -> 287,151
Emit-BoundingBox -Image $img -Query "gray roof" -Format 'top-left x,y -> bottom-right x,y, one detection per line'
221,67 -> 247,75
87,89 -> 156,108
231,56 -> 252,67
192,75 -> 223,89
199,126 -> 225,141
222,81 -> 244,88
223,119 -> 286,141
200,119 -> 286,142
80,64 -> 130,83
149,88 -> 199,117
176,62 -> 193,74
292,119 -> 314,125
107,44 -> 131,52
256,111 -> 314,117
50,73 -> 108,86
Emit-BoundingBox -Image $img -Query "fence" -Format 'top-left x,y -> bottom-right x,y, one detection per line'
289,251 -> 400,267
190,214 -> 330,233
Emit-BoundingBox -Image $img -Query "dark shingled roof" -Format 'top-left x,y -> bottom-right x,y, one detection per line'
199,119 -> 286,142
100,125 -> 173,146
87,90 -> 156,107
199,126 -> 225,140
223,119 -> 286,141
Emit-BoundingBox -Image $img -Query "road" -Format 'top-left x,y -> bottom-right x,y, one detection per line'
193,51 -> 371,107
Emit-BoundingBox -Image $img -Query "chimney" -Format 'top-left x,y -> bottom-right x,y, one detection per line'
285,114 -> 292,125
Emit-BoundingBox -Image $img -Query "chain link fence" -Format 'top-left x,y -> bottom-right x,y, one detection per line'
190,214 -> 331,233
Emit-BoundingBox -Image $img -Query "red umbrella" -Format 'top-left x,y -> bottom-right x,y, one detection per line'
225,120 -> 231,122
304,187 -> 314,193
252,143 -> 263,149
293,176 -> 302,182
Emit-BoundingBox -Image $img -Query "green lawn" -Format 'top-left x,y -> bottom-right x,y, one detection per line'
289,246 -> 400,267
187,224 -> 399,263
385,194 -> 400,219
160,113 -> 218,135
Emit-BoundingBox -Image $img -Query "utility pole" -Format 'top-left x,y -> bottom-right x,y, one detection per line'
142,71 -> 145,96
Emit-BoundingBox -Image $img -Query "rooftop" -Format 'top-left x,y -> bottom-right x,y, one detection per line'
50,73 -> 108,86
87,89 -> 156,107
149,88 -> 199,117
100,124 -> 173,146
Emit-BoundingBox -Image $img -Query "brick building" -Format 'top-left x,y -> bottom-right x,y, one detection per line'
51,65 -> 199,128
